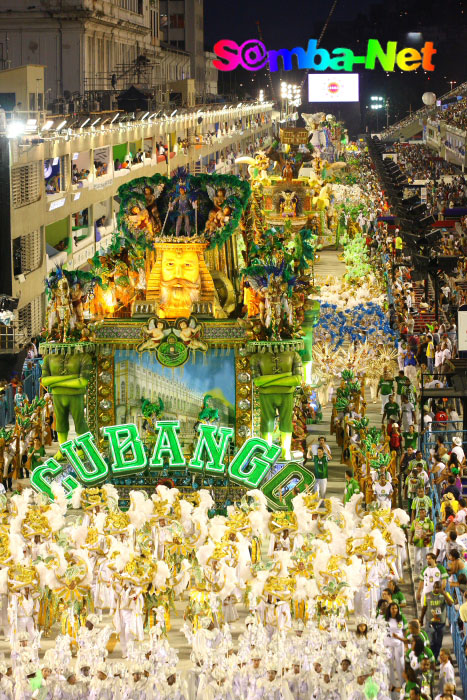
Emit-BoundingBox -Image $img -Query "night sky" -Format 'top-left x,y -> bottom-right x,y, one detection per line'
204,0 -> 467,128
203,0 -> 375,48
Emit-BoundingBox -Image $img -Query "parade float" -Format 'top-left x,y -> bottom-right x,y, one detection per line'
33,122 -> 357,512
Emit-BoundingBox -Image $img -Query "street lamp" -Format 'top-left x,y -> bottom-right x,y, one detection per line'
280,81 -> 288,121
369,95 -> 389,130
280,82 -> 301,121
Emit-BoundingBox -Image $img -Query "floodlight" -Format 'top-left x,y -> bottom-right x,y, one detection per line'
6,121 -> 25,138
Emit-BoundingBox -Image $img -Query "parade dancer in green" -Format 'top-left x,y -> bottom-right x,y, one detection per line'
344,469 -> 361,503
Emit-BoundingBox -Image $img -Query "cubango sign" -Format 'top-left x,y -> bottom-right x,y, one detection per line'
31,421 -> 315,511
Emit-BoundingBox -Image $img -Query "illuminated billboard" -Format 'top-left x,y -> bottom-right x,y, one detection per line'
308,73 -> 359,102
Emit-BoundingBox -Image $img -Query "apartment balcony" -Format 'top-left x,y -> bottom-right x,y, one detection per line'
0,322 -> 29,354
46,242 -> 69,274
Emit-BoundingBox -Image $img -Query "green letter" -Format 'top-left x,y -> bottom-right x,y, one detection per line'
189,424 -> 234,474
150,420 -> 186,470
103,423 -> 147,475
229,437 -> 281,489
365,39 -> 397,71
31,458 -> 80,501
329,48 -> 355,71
61,432 -> 109,485
260,462 -> 315,511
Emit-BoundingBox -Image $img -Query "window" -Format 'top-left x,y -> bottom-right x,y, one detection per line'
121,380 -> 126,401
18,294 -> 44,339
93,147 -> 110,178
151,8 -> 158,37
44,155 -> 69,195
13,230 -> 43,277
11,162 -> 41,208
170,13 -> 184,28
118,0 -> 142,13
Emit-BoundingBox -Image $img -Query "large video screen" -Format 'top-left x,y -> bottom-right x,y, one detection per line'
308,73 -> 359,102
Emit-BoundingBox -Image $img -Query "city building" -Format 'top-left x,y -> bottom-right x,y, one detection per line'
0,94 -> 274,354
159,0 -> 205,97
0,0 -> 203,110
204,52 -> 219,99
115,356 -> 204,449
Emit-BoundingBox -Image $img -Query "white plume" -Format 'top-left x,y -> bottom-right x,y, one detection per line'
94,512 -> 107,534
70,523 -> 89,550
248,509 -> 270,539
44,504 -> 66,533
153,560 -> 171,589
9,533 -> 26,563
345,555 -> 365,591
196,541 -> 215,568
178,499 -> 194,531
248,570 -> 270,601
236,533 -> 252,582
71,484 -> 83,510
128,490 -> 154,528
197,490 -> 214,510
44,542 -> 68,576
294,575 -> 319,601
102,483 -> 119,506
392,508 -> 410,526
322,521 -> 347,556
50,483 -> 69,513
344,493 -> 365,519
246,489 -> 268,510
0,568 -> 7,595
217,563 -> 238,601
313,549 -> 331,586
208,516 -> 228,543
36,562 -> 60,590
191,512 -> 208,547
387,520 -> 407,547
370,528 -> 388,556
273,550 -> 293,575
108,537 -> 133,572
328,497 -> 345,517
155,485 -> 179,505
72,548 -> 93,586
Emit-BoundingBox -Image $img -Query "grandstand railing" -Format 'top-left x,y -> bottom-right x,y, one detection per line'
381,80 -> 467,139
422,429 -> 467,697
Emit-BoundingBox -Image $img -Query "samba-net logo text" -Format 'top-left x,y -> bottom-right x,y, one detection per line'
212,38 -> 436,73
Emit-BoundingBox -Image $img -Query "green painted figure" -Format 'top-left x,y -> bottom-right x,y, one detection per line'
250,350 -> 303,460
41,352 -> 93,455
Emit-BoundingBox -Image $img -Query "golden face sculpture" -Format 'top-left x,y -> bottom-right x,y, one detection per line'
159,247 -> 201,318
